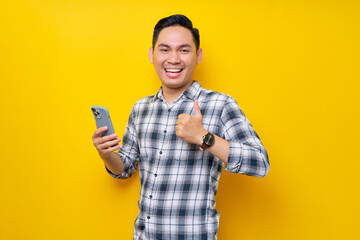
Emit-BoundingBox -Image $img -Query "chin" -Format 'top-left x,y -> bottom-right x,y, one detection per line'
162,78 -> 191,89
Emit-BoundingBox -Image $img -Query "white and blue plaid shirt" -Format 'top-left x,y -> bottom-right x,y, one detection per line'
106,81 -> 270,239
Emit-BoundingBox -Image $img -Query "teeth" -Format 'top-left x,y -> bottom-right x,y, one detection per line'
166,69 -> 182,73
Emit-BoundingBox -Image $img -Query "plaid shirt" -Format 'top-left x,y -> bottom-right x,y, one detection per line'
106,81 -> 269,239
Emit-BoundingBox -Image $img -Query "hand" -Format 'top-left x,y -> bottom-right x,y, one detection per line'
92,126 -> 121,160
176,100 -> 207,145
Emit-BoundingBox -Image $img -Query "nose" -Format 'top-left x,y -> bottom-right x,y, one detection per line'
167,51 -> 181,64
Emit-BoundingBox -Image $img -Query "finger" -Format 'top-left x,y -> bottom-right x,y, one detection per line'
194,100 -> 202,117
178,113 -> 186,119
98,138 -> 121,150
103,144 -> 121,154
94,133 -> 118,146
176,119 -> 183,125
94,135 -> 118,149
100,133 -> 118,143
93,126 -> 108,139
179,114 -> 191,121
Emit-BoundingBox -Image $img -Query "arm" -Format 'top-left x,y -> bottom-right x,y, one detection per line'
176,100 -> 229,163
176,99 -> 269,177
92,127 -> 125,175
205,134 -> 230,164
219,97 -> 270,177
92,108 -> 139,179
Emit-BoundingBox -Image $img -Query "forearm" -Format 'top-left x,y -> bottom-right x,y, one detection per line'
101,152 -> 124,175
205,134 -> 229,164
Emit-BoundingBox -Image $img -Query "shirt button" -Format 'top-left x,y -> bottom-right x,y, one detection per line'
149,195 -> 153,199
168,109 -> 171,112
164,130 -> 167,133
159,151 -> 162,154
154,174 -> 158,177
147,216 -> 150,219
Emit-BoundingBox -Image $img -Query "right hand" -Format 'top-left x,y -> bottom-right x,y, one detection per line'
92,126 -> 121,160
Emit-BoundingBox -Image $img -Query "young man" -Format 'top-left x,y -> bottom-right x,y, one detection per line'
92,14 -> 269,240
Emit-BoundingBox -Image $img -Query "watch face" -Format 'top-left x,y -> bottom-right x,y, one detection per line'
203,133 -> 215,146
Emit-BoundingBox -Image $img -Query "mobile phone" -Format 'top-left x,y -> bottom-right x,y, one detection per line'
91,105 -> 116,137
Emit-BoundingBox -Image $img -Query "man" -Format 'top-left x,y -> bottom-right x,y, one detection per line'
92,14 -> 269,240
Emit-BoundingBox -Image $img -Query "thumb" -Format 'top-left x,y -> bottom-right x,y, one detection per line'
194,100 -> 202,117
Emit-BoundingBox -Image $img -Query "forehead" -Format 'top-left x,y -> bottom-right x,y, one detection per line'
156,25 -> 195,48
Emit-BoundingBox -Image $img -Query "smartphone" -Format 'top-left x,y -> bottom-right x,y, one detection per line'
91,105 -> 116,137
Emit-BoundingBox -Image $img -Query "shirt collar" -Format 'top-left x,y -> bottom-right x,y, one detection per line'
151,81 -> 202,103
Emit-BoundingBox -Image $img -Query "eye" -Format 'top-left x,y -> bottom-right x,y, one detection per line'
160,48 -> 169,53
180,49 -> 190,53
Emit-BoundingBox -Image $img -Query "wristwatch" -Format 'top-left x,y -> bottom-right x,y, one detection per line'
200,132 -> 215,150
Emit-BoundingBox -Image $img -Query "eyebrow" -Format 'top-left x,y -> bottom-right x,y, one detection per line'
157,43 -> 192,49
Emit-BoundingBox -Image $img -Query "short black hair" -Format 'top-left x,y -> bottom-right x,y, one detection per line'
152,14 -> 200,50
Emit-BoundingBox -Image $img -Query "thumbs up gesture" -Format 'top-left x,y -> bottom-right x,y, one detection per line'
176,100 -> 208,145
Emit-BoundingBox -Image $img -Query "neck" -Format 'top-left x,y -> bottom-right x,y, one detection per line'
162,81 -> 193,104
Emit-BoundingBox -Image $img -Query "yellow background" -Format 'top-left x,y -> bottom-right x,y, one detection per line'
1,0 -> 359,239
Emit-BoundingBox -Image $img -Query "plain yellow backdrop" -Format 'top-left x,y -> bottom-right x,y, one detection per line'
1,0 -> 359,239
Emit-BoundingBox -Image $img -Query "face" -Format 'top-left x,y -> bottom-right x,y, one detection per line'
149,25 -> 203,93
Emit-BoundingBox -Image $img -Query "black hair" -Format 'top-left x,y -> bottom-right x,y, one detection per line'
152,14 -> 200,50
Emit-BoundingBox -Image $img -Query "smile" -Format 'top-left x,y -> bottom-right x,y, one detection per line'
164,68 -> 183,78
165,68 -> 183,73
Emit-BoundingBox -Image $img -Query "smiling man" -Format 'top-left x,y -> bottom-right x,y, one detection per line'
92,14 -> 270,240
149,24 -> 202,104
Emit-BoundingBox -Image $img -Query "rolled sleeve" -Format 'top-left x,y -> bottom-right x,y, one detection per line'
221,97 -> 270,177
105,156 -> 138,179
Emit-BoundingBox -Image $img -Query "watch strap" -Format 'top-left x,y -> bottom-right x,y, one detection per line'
201,132 -> 215,150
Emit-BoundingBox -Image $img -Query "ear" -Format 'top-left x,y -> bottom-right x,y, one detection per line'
196,48 -> 203,64
148,47 -> 154,63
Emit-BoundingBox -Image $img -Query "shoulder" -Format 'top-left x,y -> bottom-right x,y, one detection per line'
133,95 -> 155,106
199,87 -> 238,106
199,87 -> 245,119
129,95 -> 156,117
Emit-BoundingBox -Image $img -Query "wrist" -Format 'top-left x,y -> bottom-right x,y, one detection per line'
198,129 -> 208,145
100,151 -> 114,161
200,132 -> 216,150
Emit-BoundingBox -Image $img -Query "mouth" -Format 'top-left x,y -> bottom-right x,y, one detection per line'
165,68 -> 183,78
165,68 -> 183,73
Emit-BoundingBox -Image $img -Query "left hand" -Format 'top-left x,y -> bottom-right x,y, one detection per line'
176,100 -> 207,145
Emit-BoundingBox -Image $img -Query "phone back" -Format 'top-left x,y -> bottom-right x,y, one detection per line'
91,105 -> 115,137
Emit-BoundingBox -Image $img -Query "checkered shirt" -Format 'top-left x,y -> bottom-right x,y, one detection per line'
106,81 -> 270,239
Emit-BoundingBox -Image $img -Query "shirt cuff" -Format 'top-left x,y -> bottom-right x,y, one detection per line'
225,141 -> 244,173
